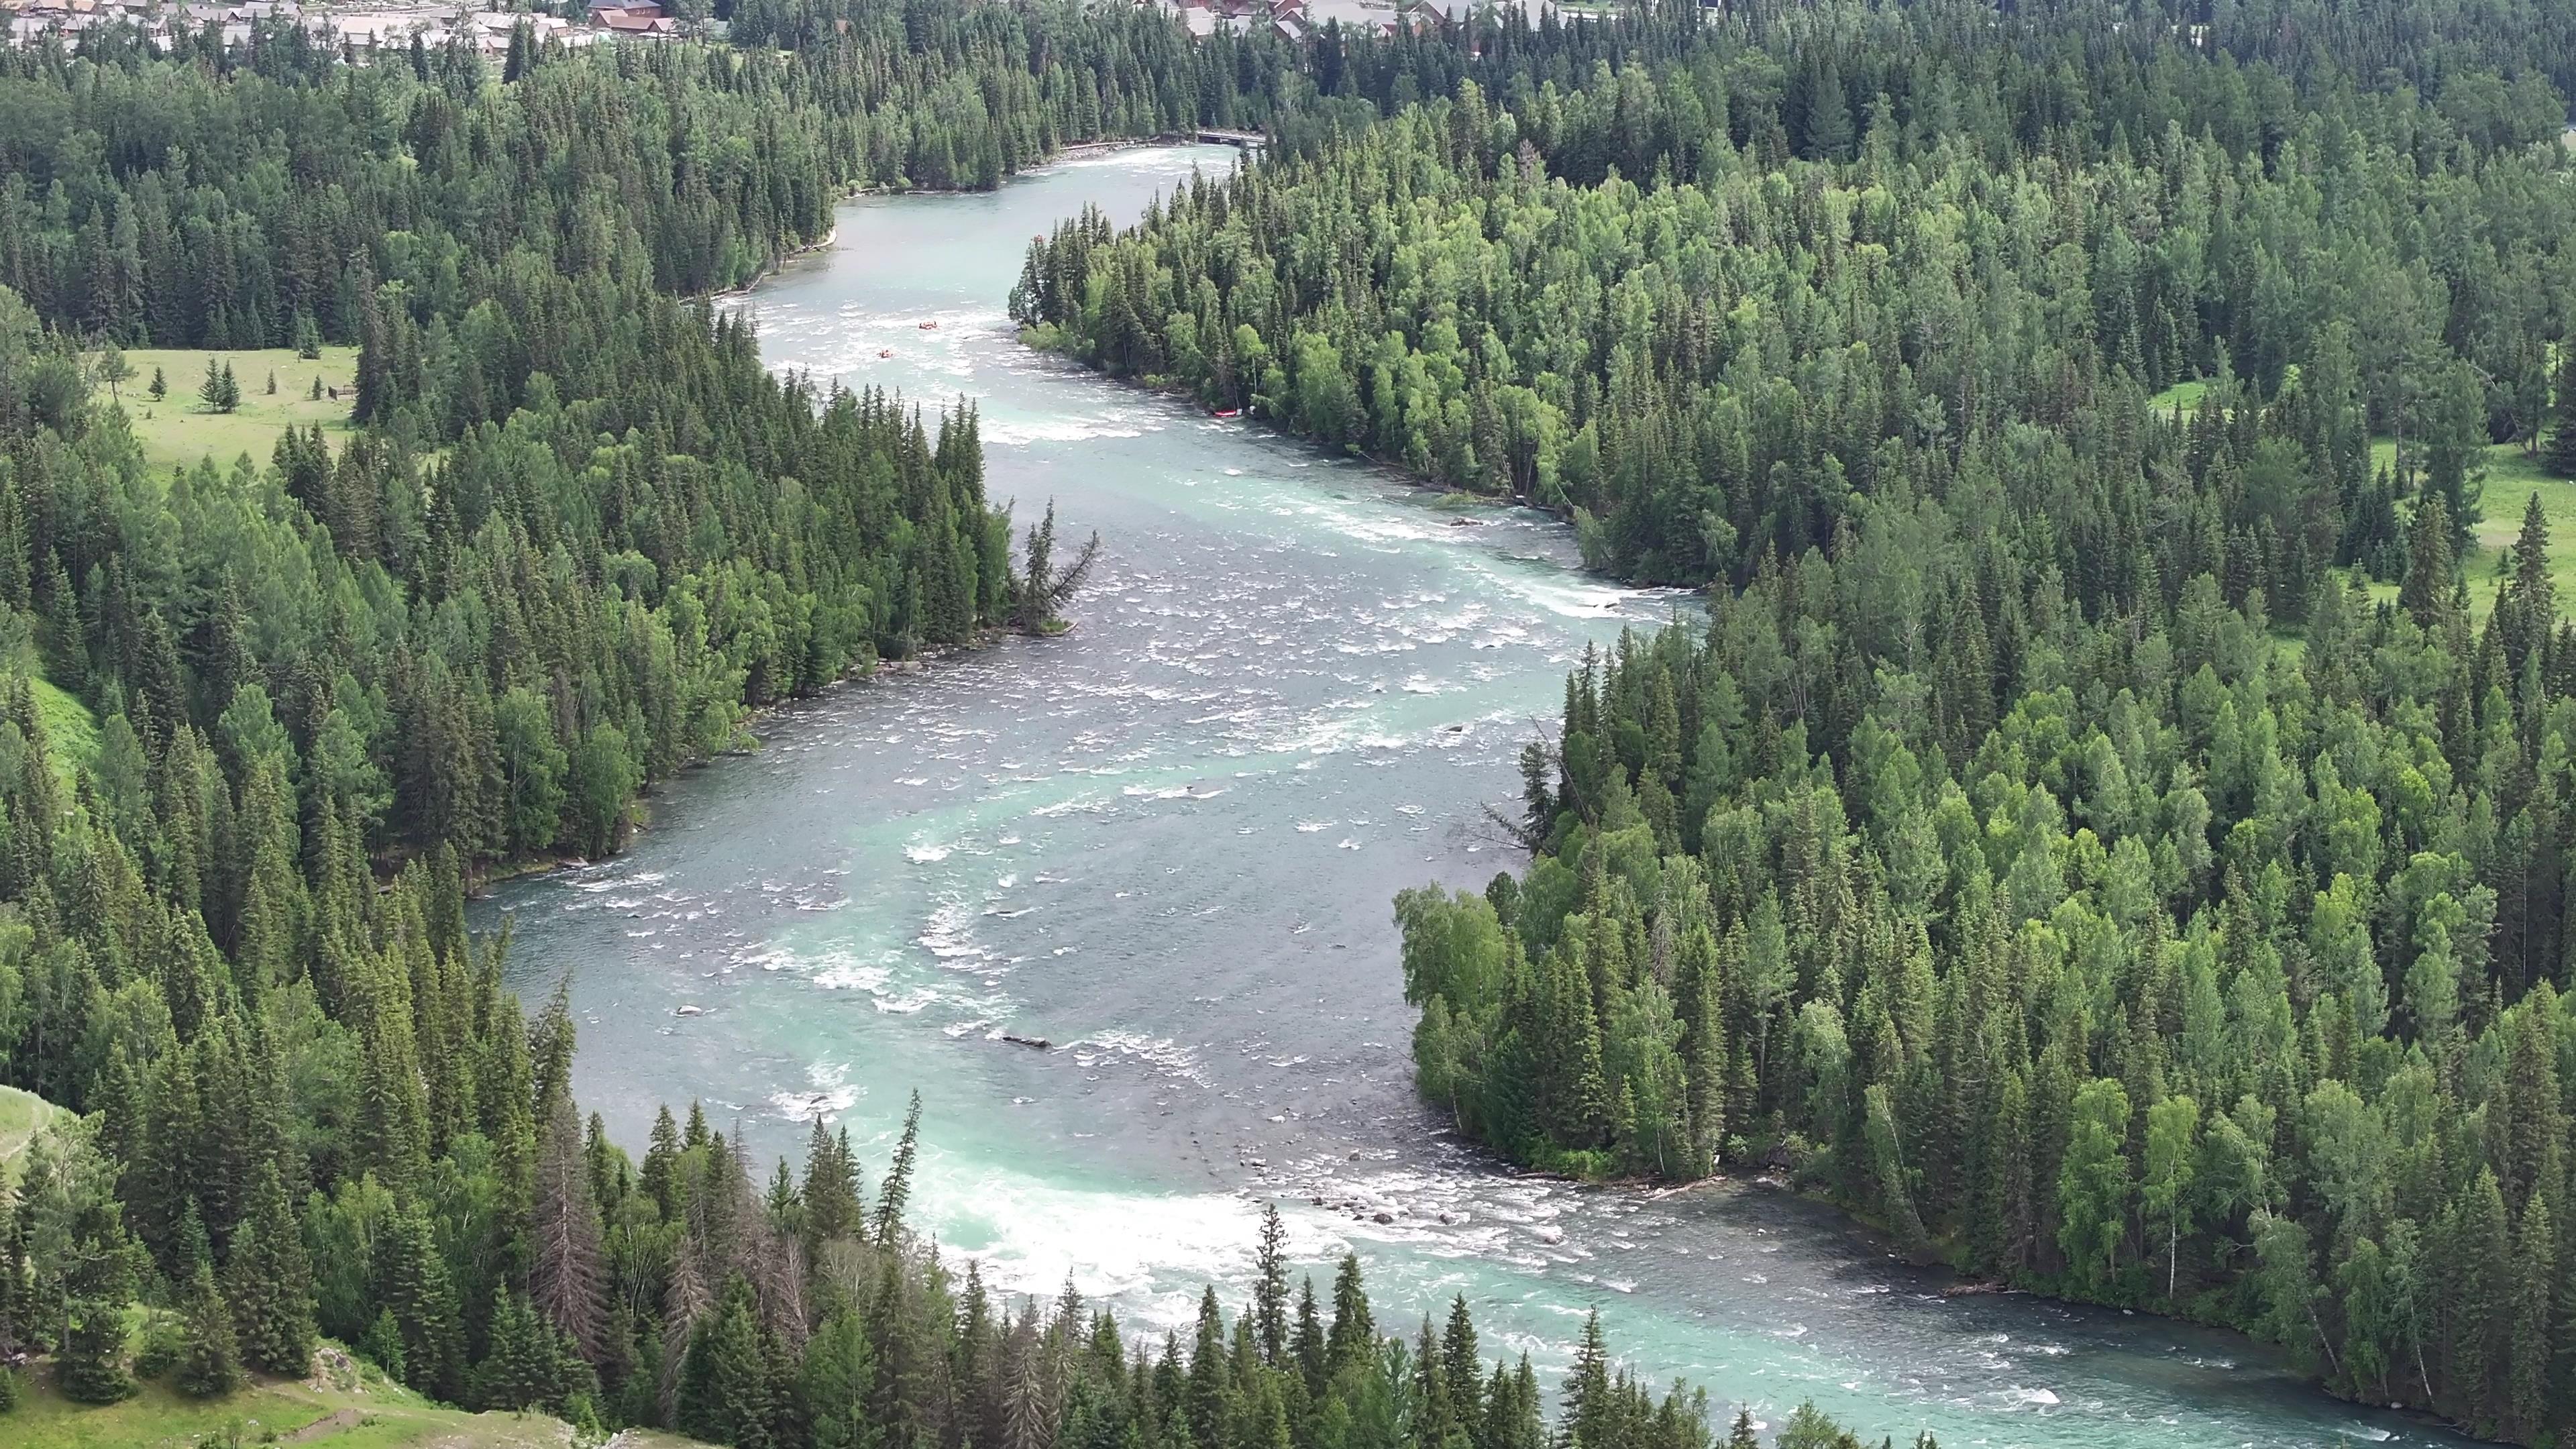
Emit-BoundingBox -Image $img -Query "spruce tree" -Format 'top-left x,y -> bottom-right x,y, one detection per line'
800,1122 -> 863,1252
1324,1253 -> 1373,1378
678,1288 -> 775,1448
1252,1203 -> 1289,1366
2509,1193 -> 2556,1439
226,1162 -> 316,1376
798,1309 -> 874,1449
872,1093 -> 920,1241
58,1300 -> 136,1404
380,1204 -> 464,1401
1292,1276 -> 1326,1399
176,1260 -> 243,1397
2399,494 -> 2457,629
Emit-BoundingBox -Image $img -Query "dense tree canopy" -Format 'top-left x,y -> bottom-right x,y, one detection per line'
1019,0 -> 2575,596
9,0 -> 2576,1443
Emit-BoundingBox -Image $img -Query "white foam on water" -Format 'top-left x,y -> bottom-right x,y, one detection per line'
812,959 -> 895,994
983,412 -> 1154,447
904,1156 -> 1338,1333
906,842 -> 954,863
917,898 -> 987,962
1077,1030 -> 1212,1087
770,1062 -> 861,1122
1032,794 -> 1109,817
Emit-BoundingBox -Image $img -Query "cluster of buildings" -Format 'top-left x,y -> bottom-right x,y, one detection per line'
3,0 -> 678,54
1155,0 -> 1542,43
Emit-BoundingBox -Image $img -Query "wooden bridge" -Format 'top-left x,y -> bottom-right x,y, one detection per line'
1193,128 -> 1267,149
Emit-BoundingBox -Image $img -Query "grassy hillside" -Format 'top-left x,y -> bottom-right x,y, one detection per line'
0,1083 -> 69,1187
6,1352 -> 580,1449
26,672 -> 99,780
90,347 -> 361,472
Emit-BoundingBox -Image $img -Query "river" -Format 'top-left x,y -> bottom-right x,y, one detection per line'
484,145 -> 2459,1448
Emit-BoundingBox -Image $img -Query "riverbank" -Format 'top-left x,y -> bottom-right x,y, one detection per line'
469,623 -> 1063,896
708,223 -> 841,305
1016,324 -> 1546,526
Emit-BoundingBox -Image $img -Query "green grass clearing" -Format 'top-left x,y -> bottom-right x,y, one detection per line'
2357,439 -> 2576,625
2462,443 -> 2568,610
5,1348 -> 584,1449
28,670 -> 99,780
0,1083 -> 70,1188
2147,377 -> 2211,413
91,347 -> 362,472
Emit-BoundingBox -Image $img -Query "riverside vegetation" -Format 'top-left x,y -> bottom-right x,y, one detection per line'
0,2 -> 1909,1446
0,0 -> 2555,1446
1012,0 -> 2576,1443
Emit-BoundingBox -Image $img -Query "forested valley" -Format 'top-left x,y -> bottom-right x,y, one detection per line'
962,0 -> 2576,1442
0,4 -> 1708,1447
1015,0 -> 2576,592
4,0 -> 2574,1445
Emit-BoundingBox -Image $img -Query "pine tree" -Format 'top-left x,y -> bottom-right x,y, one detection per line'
225,1162 -> 315,1376
2400,494 -> 2457,629
1252,1203 -> 1289,1366
873,1093 -> 920,1241
799,1308 -> 875,1449
176,1260 -> 244,1397
1324,1252 -> 1373,1378
678,1288 -> 775,1448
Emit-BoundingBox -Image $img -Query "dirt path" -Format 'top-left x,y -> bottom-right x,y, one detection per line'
284,1408 -> 364,1442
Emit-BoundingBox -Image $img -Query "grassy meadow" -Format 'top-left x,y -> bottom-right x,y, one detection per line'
91,347 -> 362,472
4,1368 -> 584,1449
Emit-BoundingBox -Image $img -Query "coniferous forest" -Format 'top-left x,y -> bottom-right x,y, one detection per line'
0,5 -> 1914,1448
1012,0 -> 2576,1441
993,1 -> 2576,1443
5,0 -> 2576,1446
0,5 -> 1735,1448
